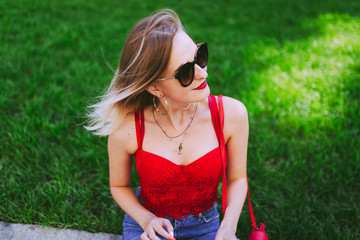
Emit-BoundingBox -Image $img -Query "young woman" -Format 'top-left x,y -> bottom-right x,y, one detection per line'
86,9 -> 248,240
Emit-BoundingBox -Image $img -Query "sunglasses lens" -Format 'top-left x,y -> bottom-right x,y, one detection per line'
174,43 -> 208,87
196,43 -> 208,68
176,62 -> 194,86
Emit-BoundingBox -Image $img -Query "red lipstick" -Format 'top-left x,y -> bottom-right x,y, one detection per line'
194,81 -> 207,90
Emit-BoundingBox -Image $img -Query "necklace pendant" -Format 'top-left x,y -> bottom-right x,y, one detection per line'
178,143 -> 183,155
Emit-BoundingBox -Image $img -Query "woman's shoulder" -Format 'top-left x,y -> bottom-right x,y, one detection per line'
223,95 -> 247,110
217,95 -> 248,119
218,95 -> 248,138
108,111 -> 138,154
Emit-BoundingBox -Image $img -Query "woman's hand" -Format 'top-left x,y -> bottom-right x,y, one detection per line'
140,215 -> 174,240
215,225 -> 238,240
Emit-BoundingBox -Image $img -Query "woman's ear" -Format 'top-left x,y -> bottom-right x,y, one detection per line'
146,82 -> 163,98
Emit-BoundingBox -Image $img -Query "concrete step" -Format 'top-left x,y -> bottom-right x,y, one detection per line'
0,222 -> 122,240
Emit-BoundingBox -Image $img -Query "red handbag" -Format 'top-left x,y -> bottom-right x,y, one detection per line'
208,95 -> 269,240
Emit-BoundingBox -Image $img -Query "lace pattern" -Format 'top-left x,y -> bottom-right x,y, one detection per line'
135,148 -> 222,219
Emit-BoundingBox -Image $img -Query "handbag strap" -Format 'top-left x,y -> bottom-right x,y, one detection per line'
208,95 -> 227,216
247,177 -> 258,230
208,95 -> 258,230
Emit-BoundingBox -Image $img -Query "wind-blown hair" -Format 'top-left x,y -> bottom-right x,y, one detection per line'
85,9 -> 183,135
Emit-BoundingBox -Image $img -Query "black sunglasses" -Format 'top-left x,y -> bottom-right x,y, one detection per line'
158,42 -> 208,87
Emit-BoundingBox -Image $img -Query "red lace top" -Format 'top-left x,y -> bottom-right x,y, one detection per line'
134,109 -> 223,219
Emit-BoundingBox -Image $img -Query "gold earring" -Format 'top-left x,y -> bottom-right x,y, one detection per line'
153,96 -> 169,115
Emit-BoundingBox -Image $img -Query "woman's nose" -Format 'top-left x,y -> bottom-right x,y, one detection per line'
194,64 -> 208,80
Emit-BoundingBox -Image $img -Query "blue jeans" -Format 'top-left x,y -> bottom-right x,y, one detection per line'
123,203 -> 220,240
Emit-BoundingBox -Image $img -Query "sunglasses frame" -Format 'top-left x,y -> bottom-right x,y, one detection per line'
158,42 -> 208,87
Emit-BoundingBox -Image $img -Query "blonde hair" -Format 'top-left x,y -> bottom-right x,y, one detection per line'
85,9 -> 183,135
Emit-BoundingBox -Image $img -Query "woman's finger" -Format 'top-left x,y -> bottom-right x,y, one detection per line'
147,231 -> 161,240
162,219 -> 174,238
153,222 -> 172,239
140,232 -> 150,240
146,226 -> 162,240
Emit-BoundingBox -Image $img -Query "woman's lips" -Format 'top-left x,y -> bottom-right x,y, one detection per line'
194,81 -> 207,90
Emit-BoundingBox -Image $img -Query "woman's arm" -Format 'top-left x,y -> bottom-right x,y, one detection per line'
216,96 -> 249,240
108,114 -> 174,240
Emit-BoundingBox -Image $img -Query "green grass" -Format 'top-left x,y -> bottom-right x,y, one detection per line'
1,0 -> 359,239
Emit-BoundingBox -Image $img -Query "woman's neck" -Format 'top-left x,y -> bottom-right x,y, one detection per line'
156,100 -> 197,130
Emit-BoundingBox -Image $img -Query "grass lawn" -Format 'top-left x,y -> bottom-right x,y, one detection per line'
1,0 -> 359,239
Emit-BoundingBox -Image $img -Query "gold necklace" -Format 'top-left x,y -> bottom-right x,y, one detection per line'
153,103 -> 198,154
171,131 -> 188,155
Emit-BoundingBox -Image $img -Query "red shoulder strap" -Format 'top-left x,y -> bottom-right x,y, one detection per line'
208,95 -> 258,230
134,110 -> 145,150
208,95 -> 227,216
208,95 -> 220,139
